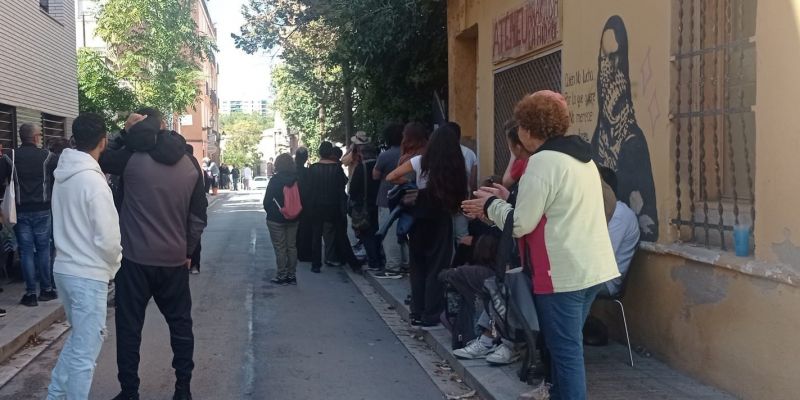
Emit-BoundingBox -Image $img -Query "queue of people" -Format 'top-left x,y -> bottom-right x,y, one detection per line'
260,90 -> 641,400
0,109 -> 208,399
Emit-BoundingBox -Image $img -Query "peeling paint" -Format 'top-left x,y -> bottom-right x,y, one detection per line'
772,229 -> 800,266
671,263 -> 731,306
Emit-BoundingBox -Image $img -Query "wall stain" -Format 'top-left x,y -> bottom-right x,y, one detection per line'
671,262 -> 731,308
771,229 -> 800,266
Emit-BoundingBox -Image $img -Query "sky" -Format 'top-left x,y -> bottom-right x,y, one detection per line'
206,0 -> 275,102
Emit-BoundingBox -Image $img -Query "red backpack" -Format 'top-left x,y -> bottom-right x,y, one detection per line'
273,183 -> 303,220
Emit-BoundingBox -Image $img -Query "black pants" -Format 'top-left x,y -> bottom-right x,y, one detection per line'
190,243 -> 201,271
115,258 -> 194,393
409,211 -> 454,324
357,206 -> 384,269
311,205 -> 358,269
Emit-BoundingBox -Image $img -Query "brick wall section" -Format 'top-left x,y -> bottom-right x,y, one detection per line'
0,0 -> 79,126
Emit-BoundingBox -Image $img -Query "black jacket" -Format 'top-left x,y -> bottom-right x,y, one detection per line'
263,171 -> 298,223
0,143 -> 59,213
349,159 -> 379,209
99,116 -> 208,266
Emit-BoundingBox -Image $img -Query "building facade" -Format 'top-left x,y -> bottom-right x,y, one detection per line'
447,1 -> 796,399
1,0 -> 79,148
220,99 -> 270,117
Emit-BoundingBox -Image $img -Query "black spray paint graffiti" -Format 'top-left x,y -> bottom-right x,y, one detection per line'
591,15 -> 659,241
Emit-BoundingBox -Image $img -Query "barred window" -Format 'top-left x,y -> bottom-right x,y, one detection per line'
41,113 -> 66,143
493,51 -> 562,175
0,104 -> 16,149
671,0 -> 756,250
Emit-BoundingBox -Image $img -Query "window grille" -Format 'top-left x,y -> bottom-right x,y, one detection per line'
493,51 -> 562,175
671,0 -> 756,249
0,104 -> 16,149
41,113 -> 66,144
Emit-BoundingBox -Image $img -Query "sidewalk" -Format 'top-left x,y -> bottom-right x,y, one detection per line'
362,272 -> 738,400
0,280 -> 64,364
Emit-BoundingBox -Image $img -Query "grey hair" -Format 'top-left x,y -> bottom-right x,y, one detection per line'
19,124 -> 38,144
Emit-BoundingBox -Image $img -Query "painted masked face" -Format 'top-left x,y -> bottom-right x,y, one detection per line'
598,29 -> 630,124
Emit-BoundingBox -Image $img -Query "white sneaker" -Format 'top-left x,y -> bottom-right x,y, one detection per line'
453,339 -> 497,359
486,342 -> 522,365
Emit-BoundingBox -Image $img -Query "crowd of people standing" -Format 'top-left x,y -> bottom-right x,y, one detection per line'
261,90 -> 640,400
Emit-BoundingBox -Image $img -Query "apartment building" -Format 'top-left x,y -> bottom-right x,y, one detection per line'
0,0 -> 79,148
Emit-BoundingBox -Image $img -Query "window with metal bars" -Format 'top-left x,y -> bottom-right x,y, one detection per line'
41,113 -> 66,144
671,0 -> 756,250
0,104 -> 16,150
493,51 -> 562,175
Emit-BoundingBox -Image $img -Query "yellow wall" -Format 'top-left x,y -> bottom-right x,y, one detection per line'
448,0 -> 800,399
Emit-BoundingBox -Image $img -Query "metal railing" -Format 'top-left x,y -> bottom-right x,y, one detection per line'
493,51 -> 562,175
671,0 -> 756,249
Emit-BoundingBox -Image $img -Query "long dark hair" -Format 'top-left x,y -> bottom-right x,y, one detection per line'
421,124 -> 467,212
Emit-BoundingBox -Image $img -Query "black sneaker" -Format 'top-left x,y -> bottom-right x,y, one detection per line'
311,266 -> 321,273
373,271 -> 403,279
111,392 -> 139,400
366,265 -> 383,272
270,277 -> 287,285
285,277 -> 297,285
0,308 -> 6,317
39,289 -> 58,302
20,293 -> 38,307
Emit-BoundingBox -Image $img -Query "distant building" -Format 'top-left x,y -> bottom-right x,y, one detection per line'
0,0 -> 79,148
221,99 -> 270,117
256,112 -> 290,174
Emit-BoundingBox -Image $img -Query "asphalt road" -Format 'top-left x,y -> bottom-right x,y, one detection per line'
0,191 -> 443,400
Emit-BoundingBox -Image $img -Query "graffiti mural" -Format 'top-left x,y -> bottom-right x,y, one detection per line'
591,15 -> 659,241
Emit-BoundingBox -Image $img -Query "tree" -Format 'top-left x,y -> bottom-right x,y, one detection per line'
234,0 -> 447,147
95,0 -> 216,117
220,113 -> 273,169
77,49 -> 138,130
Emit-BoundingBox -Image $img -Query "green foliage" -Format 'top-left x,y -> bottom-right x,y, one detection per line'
77,49 -> 138,130
234,0 -> 447,147
220,113 -> 273,169
94,0 -> 217,116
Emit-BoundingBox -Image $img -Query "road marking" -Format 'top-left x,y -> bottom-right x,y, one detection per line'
243,227 -> 257,397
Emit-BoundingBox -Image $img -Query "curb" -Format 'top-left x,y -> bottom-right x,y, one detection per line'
0,305 -> 65,365
360,271 -> 522,400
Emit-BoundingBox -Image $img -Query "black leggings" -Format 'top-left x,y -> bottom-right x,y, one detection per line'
409,211 -> 453,324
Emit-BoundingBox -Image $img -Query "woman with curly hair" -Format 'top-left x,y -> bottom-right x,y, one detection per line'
388,124 -> 467,328
462,90 -> 619,400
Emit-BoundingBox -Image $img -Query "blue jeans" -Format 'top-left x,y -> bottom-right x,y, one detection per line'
15,210 -> 53,295
534,284 -> 603,400
47,273 -> 108,399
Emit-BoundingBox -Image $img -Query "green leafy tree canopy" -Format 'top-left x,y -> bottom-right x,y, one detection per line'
220,113 -> 273,169
95,0 -> 217,116
77,48 -> 138,130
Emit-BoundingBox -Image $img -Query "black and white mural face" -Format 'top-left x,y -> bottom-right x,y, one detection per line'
591,15 -> 659,241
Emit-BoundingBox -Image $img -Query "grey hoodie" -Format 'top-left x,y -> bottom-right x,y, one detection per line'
52,149 -> 122,282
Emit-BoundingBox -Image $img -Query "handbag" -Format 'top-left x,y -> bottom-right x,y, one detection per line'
349,161 -> 371,233
1,150 -> 17,227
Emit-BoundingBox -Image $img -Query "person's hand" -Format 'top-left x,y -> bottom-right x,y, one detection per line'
185,258 -> 192,270
124,113 -> 145,131
476,183 -> 510,201
461,194 -> 490,219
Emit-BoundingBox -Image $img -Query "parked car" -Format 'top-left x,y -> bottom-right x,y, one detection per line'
251,176 -> 269,190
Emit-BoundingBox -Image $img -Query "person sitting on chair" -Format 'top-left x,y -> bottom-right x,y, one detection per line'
597,167 -> 640,297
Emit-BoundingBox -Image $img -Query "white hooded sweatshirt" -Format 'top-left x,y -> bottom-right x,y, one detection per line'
52,148 -> 122,282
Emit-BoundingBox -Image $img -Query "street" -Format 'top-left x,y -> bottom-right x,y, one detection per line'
0,192 -> 444,400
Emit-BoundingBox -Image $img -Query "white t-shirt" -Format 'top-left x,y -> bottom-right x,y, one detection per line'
409,155 -> 428,189
461,145 -> 477,179
243,167 -> 253,180
411,146 -> 477,190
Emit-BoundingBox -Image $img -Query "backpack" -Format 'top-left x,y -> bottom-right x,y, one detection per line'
273,183 -> 303,220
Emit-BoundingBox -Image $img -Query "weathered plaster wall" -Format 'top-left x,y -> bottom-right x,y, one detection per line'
754,1 -> 800,262
600,252 -> 800,400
